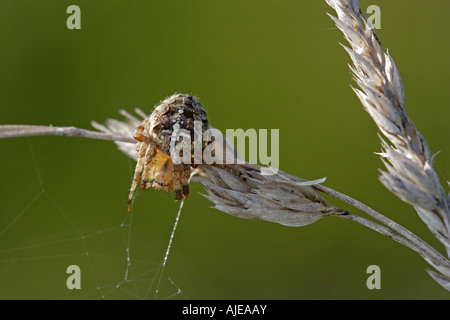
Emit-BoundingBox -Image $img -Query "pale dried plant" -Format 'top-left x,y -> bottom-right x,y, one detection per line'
1,0 -> 449,293
89,108 -> 450,276
324,0 -> 450,289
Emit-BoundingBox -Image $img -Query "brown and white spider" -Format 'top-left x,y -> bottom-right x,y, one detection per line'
127,93 -> 210,212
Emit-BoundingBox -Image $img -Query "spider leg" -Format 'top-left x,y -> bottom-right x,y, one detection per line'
173,163 -> 190,200
127,142 -> 148,213
172,163 -> 183,200
140,141 -> 157,190
133,124 -> 147,142
181,164 -> 191,197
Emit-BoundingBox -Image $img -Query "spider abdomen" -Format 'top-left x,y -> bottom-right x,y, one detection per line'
149,94 -> 209,157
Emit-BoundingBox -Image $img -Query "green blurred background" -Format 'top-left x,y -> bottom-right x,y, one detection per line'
0,0 -> 449,299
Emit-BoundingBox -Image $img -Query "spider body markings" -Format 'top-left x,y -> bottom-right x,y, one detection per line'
127,93 -> 209,212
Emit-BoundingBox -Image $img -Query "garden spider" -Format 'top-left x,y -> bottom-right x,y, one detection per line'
127,93 -> 209,212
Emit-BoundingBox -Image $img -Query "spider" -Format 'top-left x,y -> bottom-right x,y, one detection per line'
127,93 -> 209,212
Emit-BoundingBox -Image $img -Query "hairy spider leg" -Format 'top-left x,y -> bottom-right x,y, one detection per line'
140,142 -> 157,190
172,163 -> 184,200
181,164 -> 190,197
172,163 -> 191,200
127,124 -> 151,213
127,142 -> 148,212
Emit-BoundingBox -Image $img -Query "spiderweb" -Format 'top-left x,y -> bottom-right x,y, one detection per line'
0,139 -> 185,300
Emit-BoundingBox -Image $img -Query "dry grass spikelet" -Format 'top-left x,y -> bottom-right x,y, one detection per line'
326,0 -> 450,249
201,164 -> 337,227
325,0 -> 450,288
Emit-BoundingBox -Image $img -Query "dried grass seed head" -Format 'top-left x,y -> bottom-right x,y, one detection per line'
326,0 -> 450,255
202,164 -> 337,227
